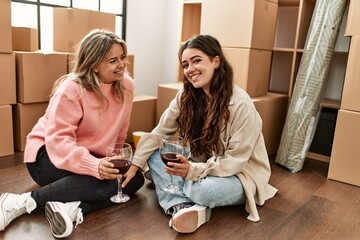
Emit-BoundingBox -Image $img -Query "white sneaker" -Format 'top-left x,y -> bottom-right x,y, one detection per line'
45,201 -> 83,238
169,204 -> 211,233
0,192 -> 37,231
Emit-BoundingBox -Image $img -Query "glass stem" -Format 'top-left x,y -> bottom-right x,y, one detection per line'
118,177 -> 123,196
169,174 -> 173,185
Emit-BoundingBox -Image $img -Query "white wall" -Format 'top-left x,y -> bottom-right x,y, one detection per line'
126,0 -> 182,96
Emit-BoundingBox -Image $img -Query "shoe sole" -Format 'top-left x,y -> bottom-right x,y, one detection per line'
171,205 -> 211,233
0,193 -> 10,231
45,202 -> 73,238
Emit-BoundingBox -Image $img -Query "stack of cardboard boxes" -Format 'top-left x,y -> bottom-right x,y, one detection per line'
0,0 -> 156,156
328,0 -> 360,187
0,0 -> 16,157
201,0 -> 277,98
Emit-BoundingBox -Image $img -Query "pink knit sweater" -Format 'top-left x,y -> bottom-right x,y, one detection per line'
24,74 -> 134,179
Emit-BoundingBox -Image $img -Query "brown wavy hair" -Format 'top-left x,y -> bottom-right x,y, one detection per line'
178,35 -> 233,157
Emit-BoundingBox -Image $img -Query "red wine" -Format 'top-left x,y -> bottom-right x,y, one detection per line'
160,152 -> 180,166
110,158 -> 131,174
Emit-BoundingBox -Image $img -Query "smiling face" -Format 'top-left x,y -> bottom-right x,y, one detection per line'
181,48 -> 219,96
94,43 -> 127,84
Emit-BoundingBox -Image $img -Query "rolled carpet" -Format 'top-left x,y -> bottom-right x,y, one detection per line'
275,0 -> 347,173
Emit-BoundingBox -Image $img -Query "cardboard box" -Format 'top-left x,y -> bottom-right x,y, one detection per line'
127,94 -> 157,143
253,93 -> 288,156
12,27 -> 39,51
0,0 -> 12,53
328,109 -> 360,187
345,0 -> 360,36
0,53 -> 16,105
156,83 -> 183,123
15,51 -> 68,103
53,8 -> 116,52
341,36 -> 360,112
0,105 -> 14,157
223,47 -> 272,97
13,102 -> 48,151
201,0 -> 278,50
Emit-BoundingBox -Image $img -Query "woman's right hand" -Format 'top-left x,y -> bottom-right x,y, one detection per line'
98,158 -> 121,179
121,164 -> 139,188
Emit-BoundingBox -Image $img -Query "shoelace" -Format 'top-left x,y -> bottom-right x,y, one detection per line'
74,208 -> 83,228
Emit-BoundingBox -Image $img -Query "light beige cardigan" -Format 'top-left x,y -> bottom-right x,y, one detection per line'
132,85 -> 277,221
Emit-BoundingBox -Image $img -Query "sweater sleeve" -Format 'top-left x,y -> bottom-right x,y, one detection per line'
44,85 -> 102,179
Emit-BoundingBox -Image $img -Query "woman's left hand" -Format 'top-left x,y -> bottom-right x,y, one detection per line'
98,158 -> 121,180
166,154 -> 189,178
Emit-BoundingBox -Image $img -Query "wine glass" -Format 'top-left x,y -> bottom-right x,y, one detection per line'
160,135 -> 184,193
107,142 -> 133,203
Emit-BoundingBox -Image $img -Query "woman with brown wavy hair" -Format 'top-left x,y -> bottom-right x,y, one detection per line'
125,34 -> 277,233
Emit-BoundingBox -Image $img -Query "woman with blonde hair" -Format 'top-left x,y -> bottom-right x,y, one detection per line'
0,29 -> 144,238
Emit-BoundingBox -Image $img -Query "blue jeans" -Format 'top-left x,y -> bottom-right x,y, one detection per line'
26,145 -> 144,214
148,150 -> 246,214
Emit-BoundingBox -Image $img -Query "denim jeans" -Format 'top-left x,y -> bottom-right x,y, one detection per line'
148,149 -> 246,214
26,145 -> 144,214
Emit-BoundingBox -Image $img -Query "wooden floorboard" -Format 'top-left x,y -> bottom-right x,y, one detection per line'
0,152 -> 359,240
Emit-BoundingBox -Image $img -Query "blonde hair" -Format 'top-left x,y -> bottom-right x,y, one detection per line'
51,29 -> 130,108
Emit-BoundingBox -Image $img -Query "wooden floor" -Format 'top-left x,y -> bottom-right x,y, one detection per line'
0,152 -> 360,240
